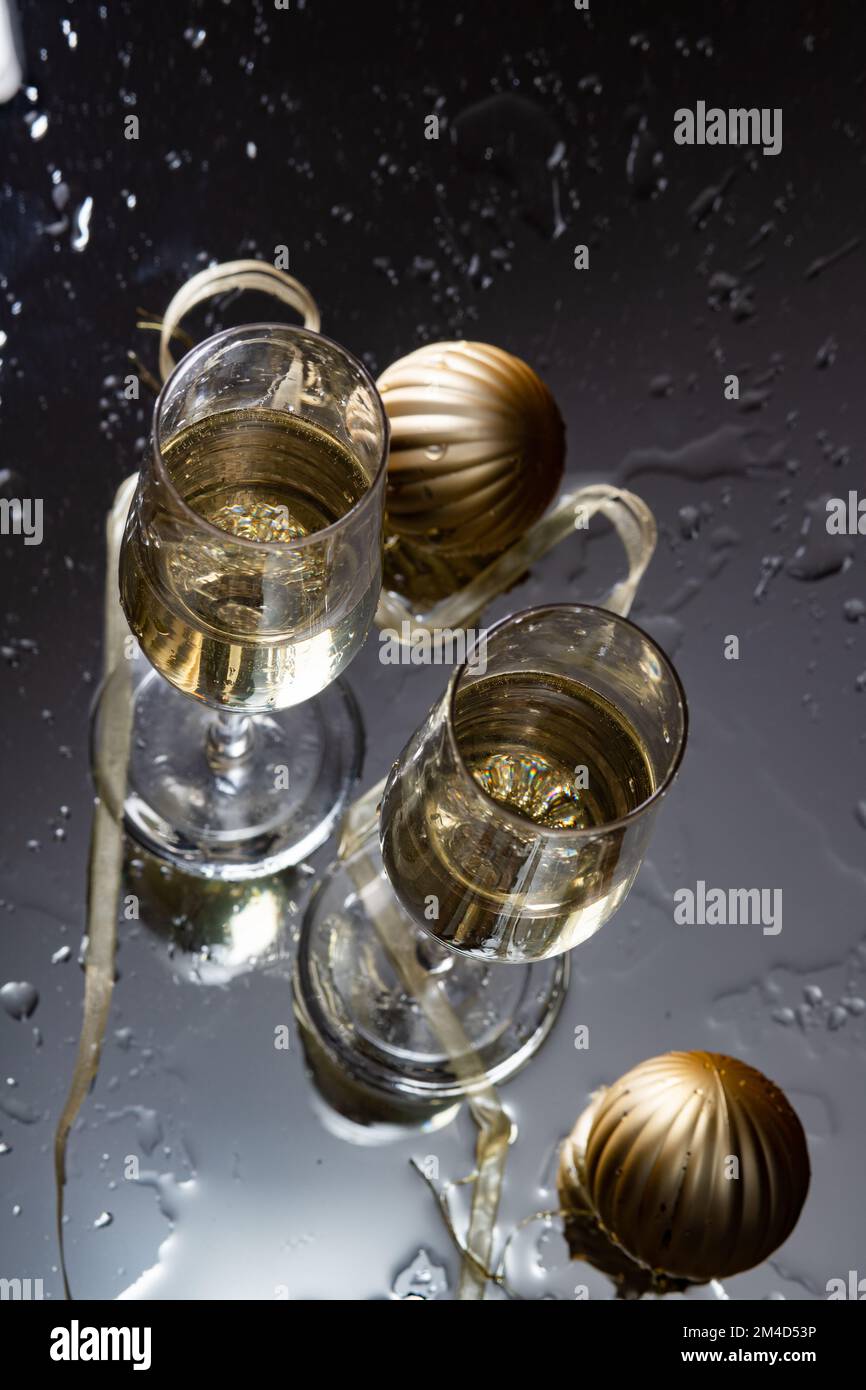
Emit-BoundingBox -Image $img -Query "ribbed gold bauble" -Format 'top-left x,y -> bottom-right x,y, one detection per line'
377,341 -> 565,556
558,1051 -> 810,1284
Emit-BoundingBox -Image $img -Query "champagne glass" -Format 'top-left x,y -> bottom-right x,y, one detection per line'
295,604 -> 687,1120
380,603 -> 688,961
95,323 -> 388,879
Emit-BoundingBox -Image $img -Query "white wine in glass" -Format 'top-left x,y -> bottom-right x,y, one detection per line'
121,406 -> 379,710
96,323 -> 388,880
380,606 -> 687,962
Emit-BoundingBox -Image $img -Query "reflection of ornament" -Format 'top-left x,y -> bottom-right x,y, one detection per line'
558,1051 -> 810,1286
378,341 -> 565,557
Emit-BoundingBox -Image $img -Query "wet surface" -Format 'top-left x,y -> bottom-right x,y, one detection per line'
1,0 -> 864,1299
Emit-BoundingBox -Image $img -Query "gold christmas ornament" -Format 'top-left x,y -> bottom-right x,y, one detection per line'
377,340 -> 565,556
558,1051 -> 810,1286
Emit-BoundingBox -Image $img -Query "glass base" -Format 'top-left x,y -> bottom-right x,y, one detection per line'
92,659 -> 363,880
293,835 -> 569,1132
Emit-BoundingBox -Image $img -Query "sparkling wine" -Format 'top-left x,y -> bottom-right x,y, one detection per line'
457,671 -> 653,829
381,671 -> 656,960
169,407 -> 370,541
121,408 -> 379,710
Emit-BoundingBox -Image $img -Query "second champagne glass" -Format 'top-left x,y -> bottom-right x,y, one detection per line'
295,604 -> 687,1126
380,604 -> 688,961
95,323 -> 388,879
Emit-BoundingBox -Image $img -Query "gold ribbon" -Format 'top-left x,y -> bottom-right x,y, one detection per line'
157,259 -> 321,380
377,483 -> 657,635
338,787 -> 509,1299
53,475 -> 136,1298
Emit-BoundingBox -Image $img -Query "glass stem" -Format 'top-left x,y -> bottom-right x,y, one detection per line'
206,709 -> 255,772
414,933 -> 455,976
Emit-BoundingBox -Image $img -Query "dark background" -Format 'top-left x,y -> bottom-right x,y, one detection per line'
1,0 -> 864,1300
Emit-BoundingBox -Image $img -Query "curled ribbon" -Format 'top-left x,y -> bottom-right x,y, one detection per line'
157,258 -> 321,381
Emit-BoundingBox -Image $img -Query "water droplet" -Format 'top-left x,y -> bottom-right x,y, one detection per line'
71,196 -> 93,252
689,170 -> 736,226
0,1090 -> 41,1124
94,1211 -> 113,1229
392,1247 -> 449,1300
805,237 -> 861,280
649,373 -> 674,399
453,94 -> 565,240
626,119 -> 666,199
0,981 -> 39,1020
786,494 -> 853,581
815,337 -> 838,369
677,504 -> 700,539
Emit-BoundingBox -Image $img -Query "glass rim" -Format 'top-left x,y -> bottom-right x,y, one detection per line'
149,321 -> 390,554
444,602 -> 689,840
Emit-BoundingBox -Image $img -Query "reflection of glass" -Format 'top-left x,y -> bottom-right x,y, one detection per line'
292,961 -> 463,1145
293,850 -> 567,1138
296,603 -> 687,1114
96,323 -> 388,879
381,605 -> 688,962
125,847 -> 301,985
